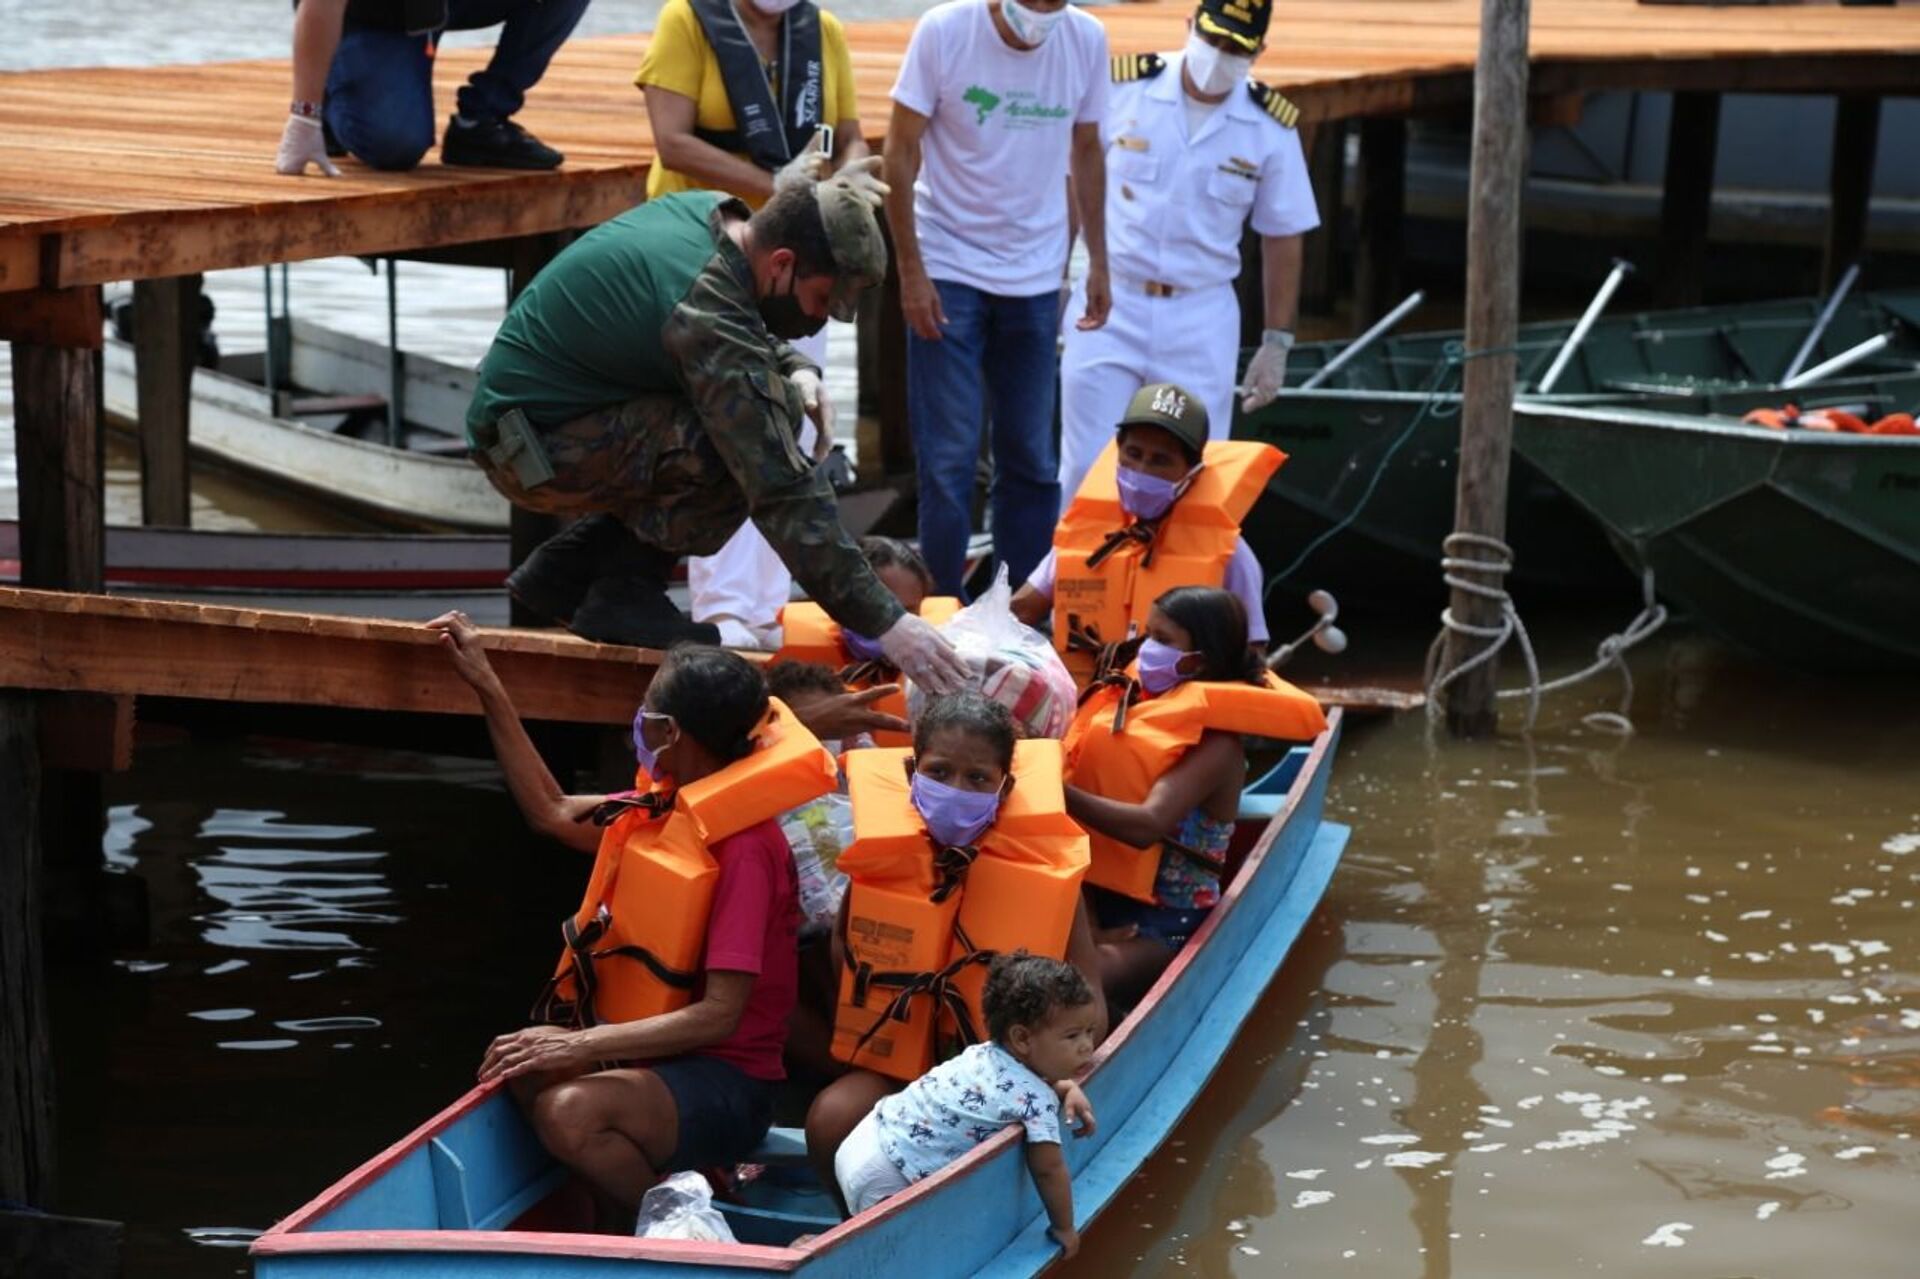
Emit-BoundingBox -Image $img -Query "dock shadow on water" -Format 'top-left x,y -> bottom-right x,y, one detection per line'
47,627 -> 1920,1278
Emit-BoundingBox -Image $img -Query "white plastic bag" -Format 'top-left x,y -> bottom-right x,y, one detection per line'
635,1170 -> 736,1241
905,566 -> 1077,740
780,791 -> 854,938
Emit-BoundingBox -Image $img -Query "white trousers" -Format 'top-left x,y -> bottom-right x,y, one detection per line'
687,329 -> 828,649
1057,278 -> 1241,512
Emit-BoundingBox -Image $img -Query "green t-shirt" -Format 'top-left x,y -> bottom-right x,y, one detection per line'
466,191 -> 730,439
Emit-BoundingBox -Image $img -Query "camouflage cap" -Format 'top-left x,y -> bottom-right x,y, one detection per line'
816,176 -> 888,323
1117,382 -> 1209,456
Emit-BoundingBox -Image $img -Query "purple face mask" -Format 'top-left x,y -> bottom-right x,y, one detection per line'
842,628 -> 887,663
908,771 -> 1002,848
1117,466 -> 1189,521
1136,637 -> 1196,695
632,709 -> 676,782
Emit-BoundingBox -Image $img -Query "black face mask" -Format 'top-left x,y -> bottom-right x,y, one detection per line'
759,268 -> 827,340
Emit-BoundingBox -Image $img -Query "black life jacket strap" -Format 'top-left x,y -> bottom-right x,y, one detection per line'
687,0 -> 824,172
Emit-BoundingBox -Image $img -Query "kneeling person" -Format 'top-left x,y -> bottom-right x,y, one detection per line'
466,171 -> 966,694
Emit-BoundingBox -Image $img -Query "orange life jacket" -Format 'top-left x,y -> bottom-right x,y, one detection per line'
774,597 -> 964,747
832,740 -> 1089,1081
1065,671 -> 1327,903
1051,440 -> 1284,684
533,699 -> 839,1029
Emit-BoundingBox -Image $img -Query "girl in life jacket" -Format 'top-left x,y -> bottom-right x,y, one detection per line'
427,612 -> 818,1231
1066,586 -> 1282,1009
801,692 -> 1107,1210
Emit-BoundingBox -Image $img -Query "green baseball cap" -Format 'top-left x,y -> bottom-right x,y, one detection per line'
1117,382 -> 1209,456
816,176 -> 888,323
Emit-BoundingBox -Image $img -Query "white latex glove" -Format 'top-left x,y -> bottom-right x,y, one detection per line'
831,154 -> 890,209
275,114 -> 340,177
791,368 -> 835,461
878,612 -> 969,695
773,131 -> 830,193
1240,328 -> 1294,413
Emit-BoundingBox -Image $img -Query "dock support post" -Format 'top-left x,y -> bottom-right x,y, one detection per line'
12,333 -> 105,594
1354,118 -> 1407,332
0,695 -> 51,1212
132,275 -> 200,528
1300,120 -> 1346,319
1436,0 -> 1530,739
1654,91 -> 1720,309
856,219 -> 913,482
1825,95 -> 1879,291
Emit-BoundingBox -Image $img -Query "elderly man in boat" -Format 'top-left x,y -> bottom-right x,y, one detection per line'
464,167 -> 969,696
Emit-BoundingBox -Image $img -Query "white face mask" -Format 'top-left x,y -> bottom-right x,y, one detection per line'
1001,0 -> 1068,48
1183,32 -> 1253,97
749,0 -> 803,12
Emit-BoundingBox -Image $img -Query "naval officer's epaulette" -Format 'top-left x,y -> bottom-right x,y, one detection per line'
1248,81 -> 1300,129
1111,52 -> 1165,83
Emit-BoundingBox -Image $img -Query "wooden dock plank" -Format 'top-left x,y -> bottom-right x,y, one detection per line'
1,0 -> 1915,292
0,587 -> 659,725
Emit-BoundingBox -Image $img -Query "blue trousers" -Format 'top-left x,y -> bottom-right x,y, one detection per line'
907,280 -> 1062,597
325,0 -> 590,171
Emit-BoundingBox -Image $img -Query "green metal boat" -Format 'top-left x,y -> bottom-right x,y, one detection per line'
1511,391 -> 1920,670
1236,290 -> 1920,611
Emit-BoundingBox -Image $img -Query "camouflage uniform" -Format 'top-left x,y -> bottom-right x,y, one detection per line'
470,190 -> 903,641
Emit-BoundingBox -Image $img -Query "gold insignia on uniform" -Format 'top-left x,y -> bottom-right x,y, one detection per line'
1110,52 -> 1166,83
1114,135 -> 1150,152
1247,81 -> 1300,129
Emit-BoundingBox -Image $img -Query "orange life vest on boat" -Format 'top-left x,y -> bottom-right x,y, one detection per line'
534,699 -> 839,1029
1065,671 -> 1327,903
831,740 -> 1089,1081
1050,440 -> 1284,684
774,597 -> 964,747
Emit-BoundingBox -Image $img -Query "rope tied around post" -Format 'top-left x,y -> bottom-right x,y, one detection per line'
1424,536 -> 1668,734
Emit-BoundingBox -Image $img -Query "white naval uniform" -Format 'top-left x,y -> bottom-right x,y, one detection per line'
687,328 -> 828,650
1058,52 -> 1318,510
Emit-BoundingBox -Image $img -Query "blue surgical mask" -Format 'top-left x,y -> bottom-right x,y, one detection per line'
1001,0 -> 1067,47
1136,638 -> 1196,694
842,628 -> 886,663
632,709 -> 677,782
909,771 -> 1003,848
1116,465 -> 1197,521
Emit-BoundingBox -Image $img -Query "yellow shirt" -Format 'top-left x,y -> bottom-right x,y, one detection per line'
636,0 -> 861,208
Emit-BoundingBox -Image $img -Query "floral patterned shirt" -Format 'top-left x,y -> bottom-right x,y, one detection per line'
871,1042 -> 1062,1182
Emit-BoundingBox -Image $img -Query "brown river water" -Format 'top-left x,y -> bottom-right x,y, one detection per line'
51,628 -> 1920,1277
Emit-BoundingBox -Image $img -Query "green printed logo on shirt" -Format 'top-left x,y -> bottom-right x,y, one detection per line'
962,85 -> 1069,131
963,84 -> 1002,125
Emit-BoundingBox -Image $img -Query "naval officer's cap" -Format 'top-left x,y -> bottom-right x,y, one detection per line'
1195,0 -> 1271,53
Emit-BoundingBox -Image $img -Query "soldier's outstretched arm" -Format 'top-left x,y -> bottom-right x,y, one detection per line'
664,306 -> 904,641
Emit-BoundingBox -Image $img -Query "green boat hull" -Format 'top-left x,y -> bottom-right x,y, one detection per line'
1512,402 -> 1920,670
1234,290 -> 1920,610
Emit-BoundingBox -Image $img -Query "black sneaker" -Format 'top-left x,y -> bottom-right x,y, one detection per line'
570,574 -> 721,650
506,514 -> 636,624
441,114 -> 564,170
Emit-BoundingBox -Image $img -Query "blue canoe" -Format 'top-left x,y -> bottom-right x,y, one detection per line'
252,712 -> 1349,1277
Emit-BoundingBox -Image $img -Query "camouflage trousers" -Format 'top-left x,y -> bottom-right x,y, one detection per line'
472,394 -> 752,559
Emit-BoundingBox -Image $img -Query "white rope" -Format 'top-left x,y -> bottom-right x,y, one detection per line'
1424,533 -> 1668,734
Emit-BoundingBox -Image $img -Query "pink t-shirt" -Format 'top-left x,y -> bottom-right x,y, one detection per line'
693,818 -> 800,1081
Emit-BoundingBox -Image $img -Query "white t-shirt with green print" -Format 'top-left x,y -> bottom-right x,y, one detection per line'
892,0 -> 1108,297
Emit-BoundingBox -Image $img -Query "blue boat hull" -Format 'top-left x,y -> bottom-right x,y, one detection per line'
253,718 -> 1348,1278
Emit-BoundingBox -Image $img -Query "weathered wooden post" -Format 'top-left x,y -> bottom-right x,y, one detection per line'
131,274 -> 201,528
1654,92 -> 1720,309
1825,95 -> 1880,290
1353,117 -> 1408,332
1434,0 -> 1531,738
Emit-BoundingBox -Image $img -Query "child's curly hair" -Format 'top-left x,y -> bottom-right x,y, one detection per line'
983,951 -> 1094,1043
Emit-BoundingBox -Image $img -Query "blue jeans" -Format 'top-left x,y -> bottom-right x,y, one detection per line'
325,0 -> 590,171
907,280 -> 1062,597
